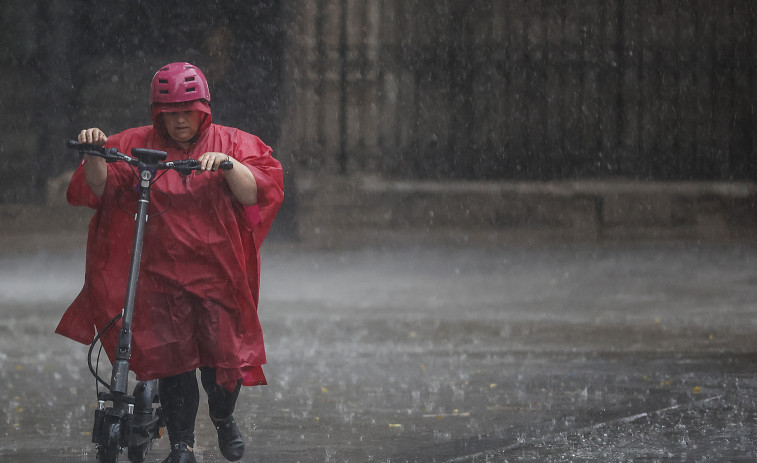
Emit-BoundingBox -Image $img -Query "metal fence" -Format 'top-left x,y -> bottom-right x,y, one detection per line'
281,0 -> 757,181
2,0 -> 757,205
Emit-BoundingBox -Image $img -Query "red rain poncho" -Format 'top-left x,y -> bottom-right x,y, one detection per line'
56,117 -> 283,389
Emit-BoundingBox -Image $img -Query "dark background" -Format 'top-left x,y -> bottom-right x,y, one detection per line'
2,0 -> 757,202
1,0 -> 283,203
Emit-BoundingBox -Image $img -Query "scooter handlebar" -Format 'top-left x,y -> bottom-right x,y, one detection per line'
67,139 -> 106,153
67,140 -> 127,164
164,159 -> 233,171
67,139 -> 233,170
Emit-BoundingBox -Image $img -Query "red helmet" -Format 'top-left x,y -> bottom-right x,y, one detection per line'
150,62 -> 210,105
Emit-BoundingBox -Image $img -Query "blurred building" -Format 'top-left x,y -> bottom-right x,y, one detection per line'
2,1 -> 756,241
281,0 -> 757,181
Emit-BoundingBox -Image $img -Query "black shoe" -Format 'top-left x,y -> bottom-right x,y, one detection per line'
163,442 -> 197,463
211,415 -> 245,461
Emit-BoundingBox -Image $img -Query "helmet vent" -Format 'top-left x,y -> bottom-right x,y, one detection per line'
159,79 -> 168,84
159,90 -> 169,94
185,76 -> 196,82
186,87 -> 196,93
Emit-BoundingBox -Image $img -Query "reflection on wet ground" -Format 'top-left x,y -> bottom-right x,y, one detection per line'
1,240 -> 757,461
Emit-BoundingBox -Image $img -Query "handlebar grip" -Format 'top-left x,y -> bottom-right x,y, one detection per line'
219,160 -> 233,170
66,140 -> 105,152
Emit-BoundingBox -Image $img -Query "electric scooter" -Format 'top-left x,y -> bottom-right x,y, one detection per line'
66,140 -> 233,462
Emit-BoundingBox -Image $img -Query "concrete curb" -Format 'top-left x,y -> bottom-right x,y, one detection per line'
3,175 -> 757,247
296,175 -> 757,246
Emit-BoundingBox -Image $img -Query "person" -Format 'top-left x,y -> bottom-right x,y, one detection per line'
56,62 -> 284,463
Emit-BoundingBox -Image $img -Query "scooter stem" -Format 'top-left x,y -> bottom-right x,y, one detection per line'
110,163 -> 154,395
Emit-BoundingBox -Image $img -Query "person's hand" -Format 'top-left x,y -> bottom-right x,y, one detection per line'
78,128 -> 108,196
78,128 -> 108,146
196,152 -> 232,173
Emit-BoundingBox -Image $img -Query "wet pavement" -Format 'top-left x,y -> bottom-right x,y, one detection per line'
1,235 -> 757,462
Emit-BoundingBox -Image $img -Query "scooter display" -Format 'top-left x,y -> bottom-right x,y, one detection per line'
66,140 -> 233,462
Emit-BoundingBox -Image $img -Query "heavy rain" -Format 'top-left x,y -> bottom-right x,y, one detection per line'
2,1 -> 757,462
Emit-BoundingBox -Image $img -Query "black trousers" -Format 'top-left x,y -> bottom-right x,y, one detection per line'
159,367 -> 242,446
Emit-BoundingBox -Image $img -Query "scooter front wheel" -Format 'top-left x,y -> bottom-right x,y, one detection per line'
128,380 -> 162,462
127,440 -> 151,463
96,417 -> 121,463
